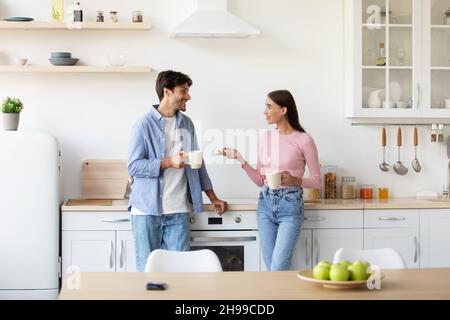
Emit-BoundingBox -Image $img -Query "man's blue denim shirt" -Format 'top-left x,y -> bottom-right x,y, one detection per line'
127,105 -> 213,215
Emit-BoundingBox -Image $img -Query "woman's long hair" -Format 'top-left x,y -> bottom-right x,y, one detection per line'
268,90 -> 306,133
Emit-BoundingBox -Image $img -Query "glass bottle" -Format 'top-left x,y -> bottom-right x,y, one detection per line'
444,8 -> 450,25
74,2 -> 83,22
438,124 -> 445,143
341,177 -> 356,199
431,124 -> 437,143
109,11 -> 119,23
323,165 -> 337,199
132,10 -> 143,23
96,10 -> 104,22
376,42 -> 386,66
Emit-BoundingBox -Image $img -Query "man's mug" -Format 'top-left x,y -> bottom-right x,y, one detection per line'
184,150 -> 203,169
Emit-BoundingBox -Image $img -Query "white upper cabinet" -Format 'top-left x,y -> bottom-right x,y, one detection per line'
345,0 -> 450,120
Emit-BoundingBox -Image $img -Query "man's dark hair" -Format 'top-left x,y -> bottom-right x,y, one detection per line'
155,70 -> 193,101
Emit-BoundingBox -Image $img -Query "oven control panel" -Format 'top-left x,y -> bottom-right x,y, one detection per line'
189,211 -> 257,231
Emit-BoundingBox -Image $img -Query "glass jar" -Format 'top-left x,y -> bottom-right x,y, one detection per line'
341,177 -> 356,199
96,10 -> 104,22
109,11 -> 118,23
323,165 -> 337,199
307,188 -> 321,201
359,184 -> 374,200
378,187 -> 389,200
132,10 -> 143,23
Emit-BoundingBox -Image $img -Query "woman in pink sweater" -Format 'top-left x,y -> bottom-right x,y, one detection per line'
219,90 -> 321,271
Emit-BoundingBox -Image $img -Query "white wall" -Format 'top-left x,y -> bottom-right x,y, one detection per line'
0,0 -> 448,200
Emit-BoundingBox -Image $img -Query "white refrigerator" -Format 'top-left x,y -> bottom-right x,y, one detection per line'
0,132 -> 61,299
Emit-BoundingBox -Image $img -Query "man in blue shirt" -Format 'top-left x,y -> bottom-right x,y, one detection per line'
128,70 -> 228,272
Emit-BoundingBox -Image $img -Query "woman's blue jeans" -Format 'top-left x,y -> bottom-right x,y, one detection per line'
257,186 -> 304,271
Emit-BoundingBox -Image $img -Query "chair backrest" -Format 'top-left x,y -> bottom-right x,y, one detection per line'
333,248 -> 406,269
144,249 -> 223,272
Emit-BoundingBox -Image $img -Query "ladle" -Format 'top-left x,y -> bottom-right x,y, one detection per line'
393,127 -> 408,176
380,127 -> 390,172
412,127 -> 422,173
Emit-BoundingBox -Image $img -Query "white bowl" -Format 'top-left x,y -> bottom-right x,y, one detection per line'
107,54 -> 126,67
13,58 -> 28,66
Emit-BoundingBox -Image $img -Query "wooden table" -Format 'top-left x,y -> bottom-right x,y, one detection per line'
58,269 -> 450,300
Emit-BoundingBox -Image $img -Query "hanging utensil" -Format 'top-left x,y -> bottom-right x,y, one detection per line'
412,127 -> 422,173
380,127 -> 390,172
393,127 -> 408,176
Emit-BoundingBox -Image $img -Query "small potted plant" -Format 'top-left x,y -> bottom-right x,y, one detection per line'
1,97 -> 24,131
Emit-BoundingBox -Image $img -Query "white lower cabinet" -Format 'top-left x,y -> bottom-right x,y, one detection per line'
364,228 -> 419,268
116,231 -> 136,272
363,209 -> 420,268
62,212 -> 136,278
420,209 -> 450,268
312,229 -> 364,266
62,231 -> 116,274
290,210 -> 364,270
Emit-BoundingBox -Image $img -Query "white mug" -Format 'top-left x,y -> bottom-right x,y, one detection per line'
185,151 -> 203,169
445,99 -> 450,109
266,171 -> 281,190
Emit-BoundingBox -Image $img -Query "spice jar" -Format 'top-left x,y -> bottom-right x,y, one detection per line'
359,184 -> 374,199
378,187 -> 389,200
323,165 -> 337,199
96,10 -> 104,22
341,177 -> 356,199
132,10 -> 143,23
109,11 -> 118,22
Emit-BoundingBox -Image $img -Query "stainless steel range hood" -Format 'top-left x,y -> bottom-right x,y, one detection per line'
170,0 -> 260,38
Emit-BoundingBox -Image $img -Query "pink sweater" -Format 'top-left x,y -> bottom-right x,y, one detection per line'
243,130 -> 321,189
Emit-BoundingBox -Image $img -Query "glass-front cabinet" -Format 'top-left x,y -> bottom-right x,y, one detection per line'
345,0 -> 450,120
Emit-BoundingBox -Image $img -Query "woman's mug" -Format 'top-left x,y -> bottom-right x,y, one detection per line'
266,171 -> 281,190
184,150 -> 203,169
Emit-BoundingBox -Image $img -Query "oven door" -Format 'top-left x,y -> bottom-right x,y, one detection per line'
190,230 -> 260,272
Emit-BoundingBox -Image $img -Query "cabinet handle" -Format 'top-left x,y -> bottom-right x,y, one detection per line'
109,240 -> 114,269
378,217 -> 406,221
305,217 -> 326,222
304,236 -> 310,267
313,238 -> 320,266
101,219 -> 130,223
413,236 -> 418,264
416,84 -> 421,109
119,240 -> 124,269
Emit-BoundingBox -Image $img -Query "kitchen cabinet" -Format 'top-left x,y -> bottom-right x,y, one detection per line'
420,209 -> 450,268
363,209 -> 419,268
61,212 -> 136,278
290,210 -> 364,270
344,0 -> 450,120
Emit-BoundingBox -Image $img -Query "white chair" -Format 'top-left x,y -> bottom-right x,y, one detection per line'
144,249 -> 223,272
333,248 -> 406,269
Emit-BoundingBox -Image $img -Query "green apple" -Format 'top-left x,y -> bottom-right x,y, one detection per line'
329,264 -> 350,281
337,260 -> 352,269
348,261 -> 370,281
316,260 -> 332,268
313,265 -> 330,280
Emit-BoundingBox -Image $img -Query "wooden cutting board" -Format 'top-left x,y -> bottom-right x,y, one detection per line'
80,159 -> 128,199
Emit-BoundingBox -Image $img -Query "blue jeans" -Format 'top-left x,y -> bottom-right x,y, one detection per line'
131,213 -> 190,272
257,186 -> 304,271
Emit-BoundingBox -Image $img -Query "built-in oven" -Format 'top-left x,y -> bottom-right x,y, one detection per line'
189,211 -> 260,271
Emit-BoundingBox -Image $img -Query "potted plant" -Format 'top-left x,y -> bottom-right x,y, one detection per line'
1,97 -> 24,131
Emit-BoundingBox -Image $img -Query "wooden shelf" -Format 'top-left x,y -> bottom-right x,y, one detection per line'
0,21 -> 151,30
431,67 -> 450,70
362,66 -> 386,69
0,65 -> 152,73
431,25 -> 450,29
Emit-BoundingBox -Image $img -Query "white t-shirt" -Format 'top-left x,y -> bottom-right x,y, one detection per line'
131,116 -> 191,215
